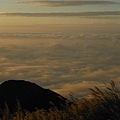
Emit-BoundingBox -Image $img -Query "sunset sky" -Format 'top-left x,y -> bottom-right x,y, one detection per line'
0,0 -> 120,98
0,0 -> 120,27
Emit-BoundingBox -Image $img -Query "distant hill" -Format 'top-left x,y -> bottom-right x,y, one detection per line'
0,80 -> 67,113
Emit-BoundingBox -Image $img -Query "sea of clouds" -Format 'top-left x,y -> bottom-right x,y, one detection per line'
0,32 -> 120,98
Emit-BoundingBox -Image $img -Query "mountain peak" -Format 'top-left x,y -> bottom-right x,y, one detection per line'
0,80 -> 67,113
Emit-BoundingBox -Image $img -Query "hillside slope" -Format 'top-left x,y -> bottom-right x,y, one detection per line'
0,80 -> 67,113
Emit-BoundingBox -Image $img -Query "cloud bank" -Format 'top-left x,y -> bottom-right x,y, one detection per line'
0,11 -> 120,17
17,1 -> 120,7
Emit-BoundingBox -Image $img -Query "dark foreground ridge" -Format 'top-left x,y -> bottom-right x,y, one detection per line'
0,80 -> 67,113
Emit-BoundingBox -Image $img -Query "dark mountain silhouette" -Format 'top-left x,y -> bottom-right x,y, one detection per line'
0,80 -> 67,113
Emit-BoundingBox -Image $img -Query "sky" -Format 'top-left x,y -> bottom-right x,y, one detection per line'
0,0 -> 120,27
0,0 -> 120,98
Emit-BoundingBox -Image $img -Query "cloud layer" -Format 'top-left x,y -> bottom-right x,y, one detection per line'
0,30 -> 120,98
17,1 -> 120,7
0,11 -> 120,17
